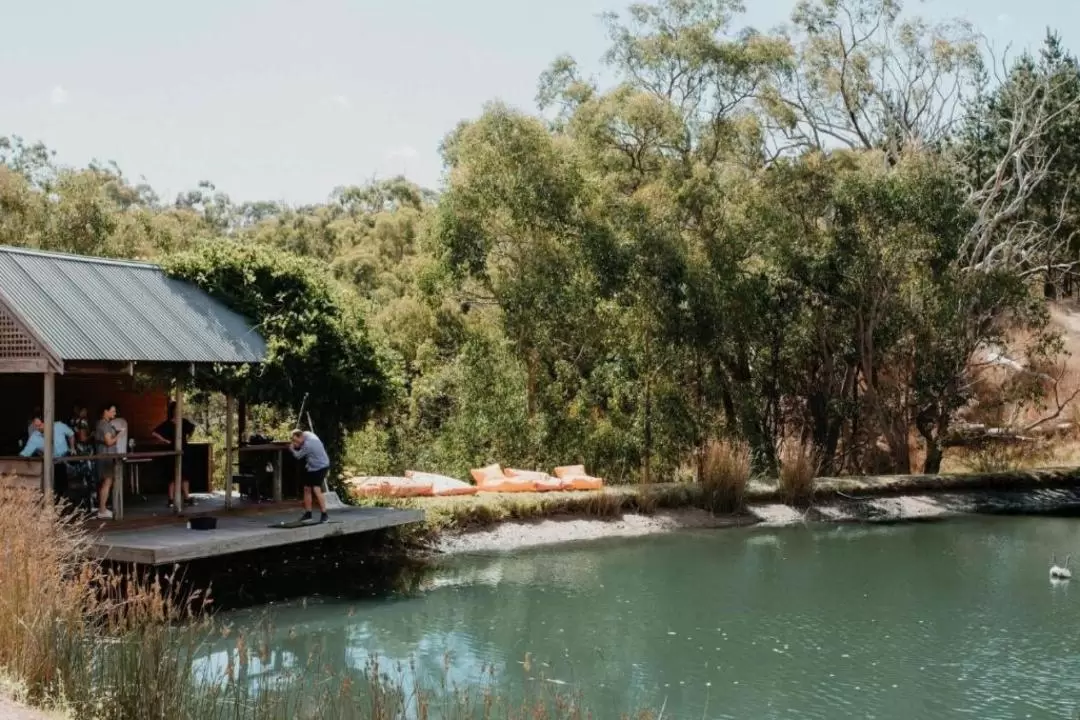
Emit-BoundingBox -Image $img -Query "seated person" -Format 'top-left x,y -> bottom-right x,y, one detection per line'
21,413 -> 76,498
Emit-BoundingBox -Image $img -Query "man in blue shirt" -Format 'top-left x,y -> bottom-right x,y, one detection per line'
21,414 -> 76,499
289,429 -> 330,524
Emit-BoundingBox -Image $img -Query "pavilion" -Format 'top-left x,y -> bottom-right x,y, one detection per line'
0,244 -> 265,517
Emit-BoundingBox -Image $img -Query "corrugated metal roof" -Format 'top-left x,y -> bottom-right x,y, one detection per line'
0,246 -> 267,364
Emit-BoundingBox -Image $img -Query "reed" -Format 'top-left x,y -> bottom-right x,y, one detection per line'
699,439 -> 751,513
778,443 -> 817,507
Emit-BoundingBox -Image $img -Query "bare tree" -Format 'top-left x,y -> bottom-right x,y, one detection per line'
957,57 -> 1080,275
760,0 -> 980,158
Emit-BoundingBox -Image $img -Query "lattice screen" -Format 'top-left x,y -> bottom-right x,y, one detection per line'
0,304 -> 42,359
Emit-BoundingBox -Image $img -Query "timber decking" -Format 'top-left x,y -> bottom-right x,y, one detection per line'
88,505 -> 423,565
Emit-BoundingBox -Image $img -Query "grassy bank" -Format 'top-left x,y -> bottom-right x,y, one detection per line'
362,466 -> 1080,544
0,482 -> 654,720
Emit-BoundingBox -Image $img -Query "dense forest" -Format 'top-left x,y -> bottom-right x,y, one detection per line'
3,0 -> 1080,483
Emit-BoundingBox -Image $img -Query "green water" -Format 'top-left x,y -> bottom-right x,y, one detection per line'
203,517 -> 1080,718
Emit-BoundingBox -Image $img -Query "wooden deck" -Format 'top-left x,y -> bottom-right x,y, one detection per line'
88,495 -> 422,565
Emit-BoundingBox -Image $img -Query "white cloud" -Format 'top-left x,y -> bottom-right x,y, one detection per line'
386,145 -> 419,161
50,85 -> 68,105
331,94 -> 350,108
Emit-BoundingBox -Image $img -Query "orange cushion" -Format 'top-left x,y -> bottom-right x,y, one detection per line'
470,463 -> 504,485
408,471 -> 479,497
553,464 -> 587,480
388,473 -> 436,497
534,475 -> 567,492
566,475 -> 603,491
476,476 -> 536,493
347,477 -> 393,497
505,468 -> 564,492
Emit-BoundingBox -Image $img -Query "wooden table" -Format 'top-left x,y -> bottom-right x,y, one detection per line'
57,451 -> 179,521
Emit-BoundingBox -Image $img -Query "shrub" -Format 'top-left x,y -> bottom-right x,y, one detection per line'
164,241 -> 391,483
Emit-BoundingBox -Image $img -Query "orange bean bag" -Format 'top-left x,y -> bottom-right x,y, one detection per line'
470,463 -> 504,485
389,476 -> 435,497
347,477 -> 393,498
566,476 -> 604,491
505,468 -> 565,492
407,471 -> 478,497
469,465 -> 535,493
552,464 -> 604,491
349,475 -> 434,498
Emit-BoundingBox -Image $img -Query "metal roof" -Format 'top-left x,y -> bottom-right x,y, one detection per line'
0,246 -> 267,365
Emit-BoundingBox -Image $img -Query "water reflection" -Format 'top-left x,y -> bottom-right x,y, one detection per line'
198,517 -> 1080,718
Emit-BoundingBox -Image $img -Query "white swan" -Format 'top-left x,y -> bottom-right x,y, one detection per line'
1050,554 -> 1072,580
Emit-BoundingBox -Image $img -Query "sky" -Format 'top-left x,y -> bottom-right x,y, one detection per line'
1,0 -> 1073,205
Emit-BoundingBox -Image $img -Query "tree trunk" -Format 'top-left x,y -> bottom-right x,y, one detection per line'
526,347 -> 538,418
918,409 -> 948,475
694,353 -> 705,483
923,442 -> 944,475
642,380 -> 652,485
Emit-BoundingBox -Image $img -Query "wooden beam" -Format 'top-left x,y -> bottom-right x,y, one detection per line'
63,362 -> 133,376
224,395 -> 234,510
173,384 -> 184,512
0,358 -> 51,373
42,371 -> 55,501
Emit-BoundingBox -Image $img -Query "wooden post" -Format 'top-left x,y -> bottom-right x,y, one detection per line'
173,383 -> 184,512
237,398 -> 247,443
113,462 -> 123,520
224,395 -> 234,510
272,450 -> 283,503
42,371 -> 55,501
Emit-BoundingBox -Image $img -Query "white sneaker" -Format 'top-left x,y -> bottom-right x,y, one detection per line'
97,509 -> 114,520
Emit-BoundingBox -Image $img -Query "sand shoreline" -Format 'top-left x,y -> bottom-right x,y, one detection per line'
436,486 -> 1080,554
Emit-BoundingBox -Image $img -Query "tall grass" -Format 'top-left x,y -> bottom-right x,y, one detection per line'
0,485 -> 93,705
778,443 -> 816,507
0,479 -> 652,719
699,439 -> 751,513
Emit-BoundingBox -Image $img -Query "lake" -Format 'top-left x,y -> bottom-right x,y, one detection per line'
199,517 -> 1080,718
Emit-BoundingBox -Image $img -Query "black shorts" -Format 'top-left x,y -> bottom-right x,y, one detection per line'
303,467 -> 329,488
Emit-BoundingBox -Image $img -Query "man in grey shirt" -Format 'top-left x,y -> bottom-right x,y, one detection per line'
289,429 -> 330,524
93,403 -> 120,520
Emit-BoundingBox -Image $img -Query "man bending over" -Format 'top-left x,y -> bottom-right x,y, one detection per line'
289,429 -> 330,524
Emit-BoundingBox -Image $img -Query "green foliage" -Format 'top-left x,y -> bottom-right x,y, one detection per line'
163,241 -> 388,473
2,0 -> 1076,484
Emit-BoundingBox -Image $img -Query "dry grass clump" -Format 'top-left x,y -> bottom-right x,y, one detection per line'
778,443 -> 817,507
0,485 -> 94,698
699,439 -> 751,513
0,481 -> 210,718
955,440 -> 1054,474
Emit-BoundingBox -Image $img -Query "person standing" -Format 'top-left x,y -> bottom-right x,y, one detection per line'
289,429 -> 330,524
151,401 -> 197,507
94,403 -> 120,520
21,413 -> 76,499
69,404 -> 93,450
67,404 -> 96,509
